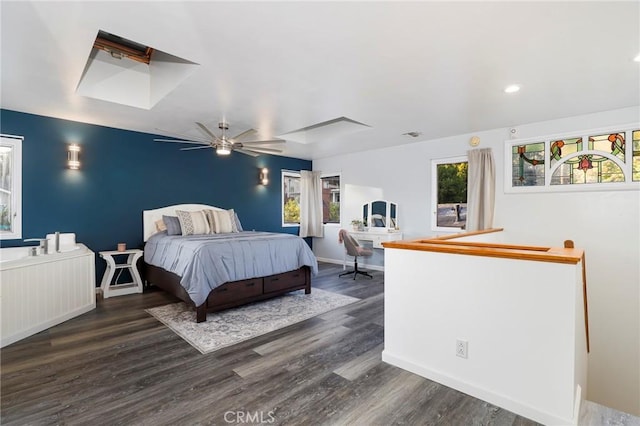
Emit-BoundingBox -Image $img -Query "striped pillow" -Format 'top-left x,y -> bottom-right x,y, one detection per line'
204,209 -> 240,233
203,209 -> 217,234
176,210 -> 210,235
212,209 -> 234,233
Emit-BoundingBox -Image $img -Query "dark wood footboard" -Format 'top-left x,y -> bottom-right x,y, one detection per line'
143,262 -> 312,323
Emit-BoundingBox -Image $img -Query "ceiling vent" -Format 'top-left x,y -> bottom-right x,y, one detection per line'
76,30 -> 198,110
279,117 -> 371,144
403,131 -> 422,138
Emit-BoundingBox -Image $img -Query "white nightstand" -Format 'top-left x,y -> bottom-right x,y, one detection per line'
99,249 -> 144,298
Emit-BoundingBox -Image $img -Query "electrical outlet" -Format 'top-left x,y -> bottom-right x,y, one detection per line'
456,339 -> 468,359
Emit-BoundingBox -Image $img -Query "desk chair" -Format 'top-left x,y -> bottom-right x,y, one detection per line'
338,229 -> 373,279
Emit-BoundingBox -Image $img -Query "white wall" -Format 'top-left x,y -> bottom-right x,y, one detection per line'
312,106 -> 640,416
383,247 -> 587,425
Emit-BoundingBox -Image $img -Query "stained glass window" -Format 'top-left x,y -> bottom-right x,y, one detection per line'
551,154 -> 624,185
506,126 -> 638,192
550,132 -> 626,186
550,137 -> 581,169
512,143 -> 544,186
589,132 -> 625,162
633,130 -> 640,182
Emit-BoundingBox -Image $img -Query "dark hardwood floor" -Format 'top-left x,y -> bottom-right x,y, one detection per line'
1,263 -> 539,425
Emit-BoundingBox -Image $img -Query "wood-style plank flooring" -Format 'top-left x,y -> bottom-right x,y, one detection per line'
1,263 -> 540,425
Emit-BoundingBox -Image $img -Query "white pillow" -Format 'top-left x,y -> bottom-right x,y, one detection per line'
203,209 -> 217,234
176,210 -> 210,235
155,219 -> 167,232
228,209 -> 239,233
212,209 -> 234,233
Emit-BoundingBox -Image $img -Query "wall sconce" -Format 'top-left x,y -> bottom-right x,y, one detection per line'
259,167 -> 269,185
67,144 -> 80,169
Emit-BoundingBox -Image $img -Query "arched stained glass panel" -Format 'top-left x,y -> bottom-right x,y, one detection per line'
551,154 -> 624,185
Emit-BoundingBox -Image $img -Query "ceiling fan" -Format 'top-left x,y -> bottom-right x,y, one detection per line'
154,121 -> 285,157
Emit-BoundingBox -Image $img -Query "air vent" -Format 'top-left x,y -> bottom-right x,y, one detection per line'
403,131 -> 422,138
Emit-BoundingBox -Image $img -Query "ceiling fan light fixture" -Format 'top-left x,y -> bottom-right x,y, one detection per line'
155,120 -> 284,157
216,143 -> 231,156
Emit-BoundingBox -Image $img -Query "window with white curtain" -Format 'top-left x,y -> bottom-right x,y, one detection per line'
282,171 -> 301,226
282,171 -> 340,227
0,135 -> 23,240
431,156 -> 468,232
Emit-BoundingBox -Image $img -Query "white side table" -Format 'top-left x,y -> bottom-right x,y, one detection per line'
99,249 -> 144,298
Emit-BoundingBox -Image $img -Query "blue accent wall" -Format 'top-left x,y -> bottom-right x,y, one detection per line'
0,109 -> 311,281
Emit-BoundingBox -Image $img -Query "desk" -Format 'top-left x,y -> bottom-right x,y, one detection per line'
344,230 -> 403,269
350,230 -> 403,249
99,249 -> 143,298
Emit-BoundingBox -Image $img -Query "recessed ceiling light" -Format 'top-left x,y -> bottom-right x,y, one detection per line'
504,84 -> 521,94
634,53 -> 640,62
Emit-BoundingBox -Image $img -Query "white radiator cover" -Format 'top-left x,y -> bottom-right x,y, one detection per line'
1,245 -> 96,348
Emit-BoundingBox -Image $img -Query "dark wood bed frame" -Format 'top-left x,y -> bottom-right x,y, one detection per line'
143,262 -> 312,323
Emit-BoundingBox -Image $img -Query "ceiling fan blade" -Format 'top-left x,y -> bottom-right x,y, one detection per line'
238,146 -> 283,154
196,122 -> 219,140
234,148 -> 261,157
155,128 -> 210,143
180,145 -> 214,151
240,139 -> 286,145
231,128 -> 258,140
154,138 -> 209,145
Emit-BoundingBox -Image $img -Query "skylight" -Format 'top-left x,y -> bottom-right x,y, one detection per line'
278,117 -> 371,144
76,30 -> 198,110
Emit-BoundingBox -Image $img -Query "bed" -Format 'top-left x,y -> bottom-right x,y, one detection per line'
142,204 -> 318,322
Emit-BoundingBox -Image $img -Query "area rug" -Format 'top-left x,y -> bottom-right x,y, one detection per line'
146,289 -> 359,354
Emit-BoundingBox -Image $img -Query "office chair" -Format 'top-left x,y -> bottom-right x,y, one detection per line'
338,229 -> 373,279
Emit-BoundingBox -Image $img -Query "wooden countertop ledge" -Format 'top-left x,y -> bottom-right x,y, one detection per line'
382,229 -> 584,265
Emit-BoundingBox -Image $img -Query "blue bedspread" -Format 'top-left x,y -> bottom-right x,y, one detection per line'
144,231 -> 318,306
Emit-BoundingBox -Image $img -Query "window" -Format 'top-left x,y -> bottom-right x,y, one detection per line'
432,156 -> 468,231
282,171 -> 340,226
321,174 -> 340,224
282,171 -> 300,226
506,125 -> 639,193
0,135 -> 23,240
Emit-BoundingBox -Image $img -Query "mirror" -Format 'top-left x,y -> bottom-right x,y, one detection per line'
363,204 -> 369,227
371,201 -> 386,227
390,202 -> 397,228
362,199 -> 398,230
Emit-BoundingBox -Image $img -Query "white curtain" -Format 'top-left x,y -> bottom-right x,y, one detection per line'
299,170 -> 324,238
466,148 -> 495,231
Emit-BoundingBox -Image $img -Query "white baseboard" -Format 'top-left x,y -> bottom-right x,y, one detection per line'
1,303 -> 96,348
316,257 -> 385,272
381,350 -> 578,426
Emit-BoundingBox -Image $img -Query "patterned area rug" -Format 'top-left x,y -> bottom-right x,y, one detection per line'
146,289 -> 359,354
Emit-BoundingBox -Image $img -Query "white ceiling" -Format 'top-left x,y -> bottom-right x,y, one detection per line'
1,1 -> 639,160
